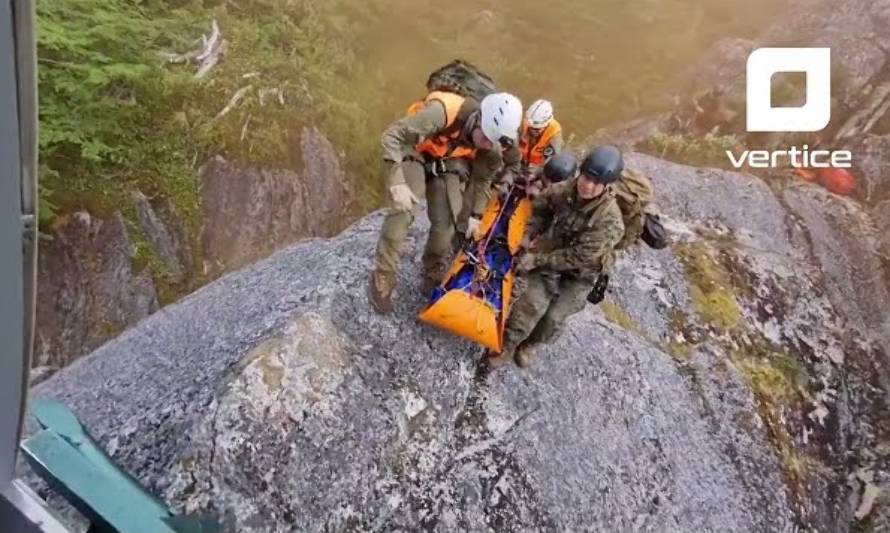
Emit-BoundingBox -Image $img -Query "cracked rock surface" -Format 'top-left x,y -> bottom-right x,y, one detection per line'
31,153 -> 889,531
199,126 -> 350,277
34,211 -> 159,369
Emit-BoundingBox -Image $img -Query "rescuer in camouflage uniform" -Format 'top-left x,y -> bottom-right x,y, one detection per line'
523,148 -> 576,200
369,92 -> 524,314
490,146 -> 627,368
581,162 -> 660,307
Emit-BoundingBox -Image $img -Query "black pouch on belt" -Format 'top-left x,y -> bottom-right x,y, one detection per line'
586,274 -> 609,305
641,213 -> 669,249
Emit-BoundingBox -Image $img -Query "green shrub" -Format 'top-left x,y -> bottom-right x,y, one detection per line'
36,0 -> 375,303
37,0 -> 375,227
644,132 -> 740,169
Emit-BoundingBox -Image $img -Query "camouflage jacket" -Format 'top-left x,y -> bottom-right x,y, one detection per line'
527,178 -> 625,281
380,99 -> 521,215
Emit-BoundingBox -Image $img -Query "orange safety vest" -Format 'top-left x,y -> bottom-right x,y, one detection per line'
406,91 -> 476,160
520,120 -> 562,167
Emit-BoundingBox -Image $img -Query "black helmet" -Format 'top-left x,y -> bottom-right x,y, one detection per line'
543,152 -> 578,184
580,146 -> 624,184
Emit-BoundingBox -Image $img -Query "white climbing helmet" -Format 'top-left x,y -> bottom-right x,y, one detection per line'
526,99 -> 554,129
480,92 -> 523,145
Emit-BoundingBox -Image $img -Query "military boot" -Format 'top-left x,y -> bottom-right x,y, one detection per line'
368,270 -> 396,314
421,275 -> 440,296
421,266 -> 447,296
514,344 -> 537,368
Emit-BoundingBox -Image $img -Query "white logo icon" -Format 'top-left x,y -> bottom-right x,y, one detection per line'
746,47 -> 831,132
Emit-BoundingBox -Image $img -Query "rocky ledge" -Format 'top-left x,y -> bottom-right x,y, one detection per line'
29,153 -> 890,531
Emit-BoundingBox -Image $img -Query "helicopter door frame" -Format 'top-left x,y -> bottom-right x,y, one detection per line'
0,0 -> 35,487
0,0 -> 67,530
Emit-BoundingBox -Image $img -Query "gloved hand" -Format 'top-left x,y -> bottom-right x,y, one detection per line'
465,216 -> 482,240
497,171 -> 515,196
516,253 -> 537,273
526,183 -> 543,198
389,183 -> 419,212
516,168 -> 533,186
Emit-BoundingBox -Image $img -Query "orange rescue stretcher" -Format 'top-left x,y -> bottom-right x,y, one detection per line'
419,187 -> 532,352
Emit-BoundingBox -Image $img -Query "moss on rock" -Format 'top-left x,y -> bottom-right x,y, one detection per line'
730,332 -> 817,510
735,357 -> 798,403
600,300 -> 639,332
676,242 -> 743,331
665,341 -> 695,361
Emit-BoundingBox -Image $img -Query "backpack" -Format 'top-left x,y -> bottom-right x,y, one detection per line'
641,213 -> 669,249
426,60 -> 497,103
611,167 -> 658,249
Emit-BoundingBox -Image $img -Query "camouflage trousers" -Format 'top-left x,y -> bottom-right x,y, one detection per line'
502,271 -> 592,357
374,159 -> 473,281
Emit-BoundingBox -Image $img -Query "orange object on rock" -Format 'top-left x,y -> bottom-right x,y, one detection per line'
817,168 -> 856,196
419,190 -> 532,352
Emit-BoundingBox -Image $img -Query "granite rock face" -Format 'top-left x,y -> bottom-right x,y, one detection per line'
32,153 -> 890,531
34,211 -> 159,369
132,191 -> 194,286
611,0 -> 890,165
844,135 -> 890,206
681,0 -> 890,126
35,126 -> 353,369
200,126 -> 351,277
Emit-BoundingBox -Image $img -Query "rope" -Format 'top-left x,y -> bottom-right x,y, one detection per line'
453,184 -> 522,334
478,185 -> 515,258
474,284 -> 489,333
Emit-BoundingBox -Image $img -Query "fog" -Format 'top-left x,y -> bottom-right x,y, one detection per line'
343,0 -> 790,138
